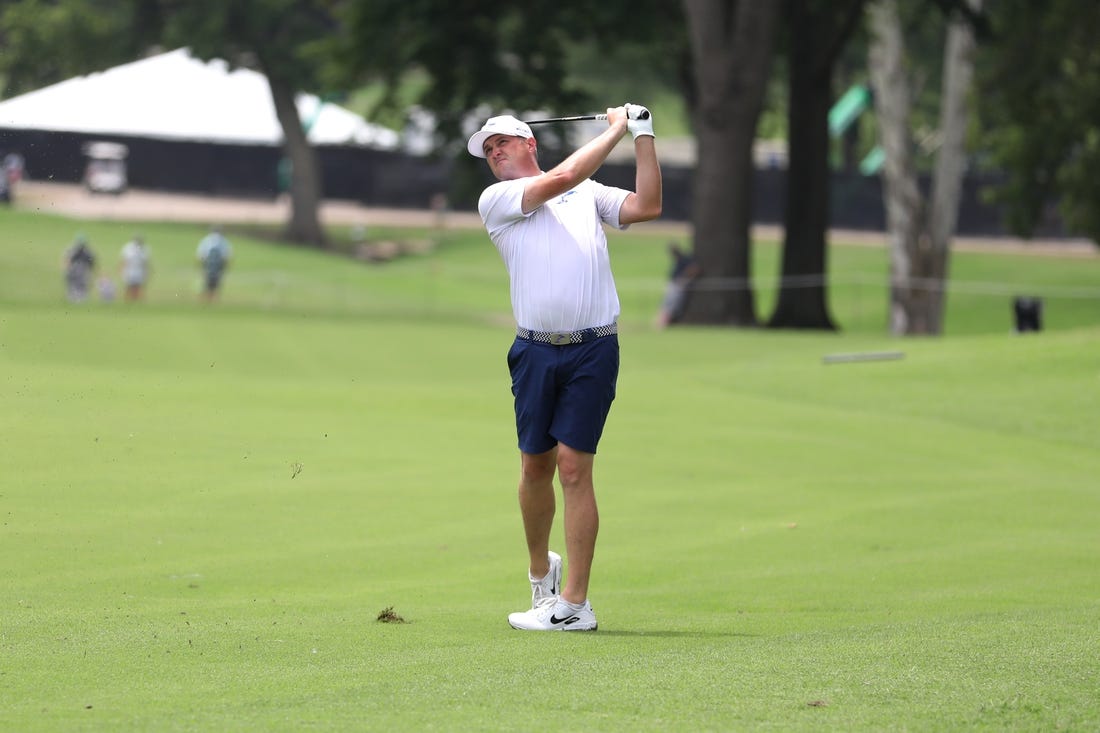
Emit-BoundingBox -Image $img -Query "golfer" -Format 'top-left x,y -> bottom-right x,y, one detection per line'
467,104 -> 662,631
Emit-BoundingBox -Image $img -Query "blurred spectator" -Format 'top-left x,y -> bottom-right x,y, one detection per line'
62,235 -> 97,303
0,150 -> 16,203
3,150 -> 25,185
119,234 -> 152,301
196,226 -> 232,302
656,241 -> 701,328
98,275 -> 117,303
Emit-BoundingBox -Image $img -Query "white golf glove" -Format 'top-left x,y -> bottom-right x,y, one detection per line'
625,102 -> 654,140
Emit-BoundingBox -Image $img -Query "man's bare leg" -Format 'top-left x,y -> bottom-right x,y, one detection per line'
556,443 -> 598,604
518,448 -> 557,579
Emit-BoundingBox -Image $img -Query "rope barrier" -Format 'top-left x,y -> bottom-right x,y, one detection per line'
684,274 -> 1100,299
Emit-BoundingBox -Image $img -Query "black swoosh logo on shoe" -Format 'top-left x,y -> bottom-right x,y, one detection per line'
550,614 -> 579,625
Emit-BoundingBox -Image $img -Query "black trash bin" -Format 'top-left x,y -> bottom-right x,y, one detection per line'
1013,296 -> 1043,333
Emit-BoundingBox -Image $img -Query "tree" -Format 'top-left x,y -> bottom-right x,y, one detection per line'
338,1 -> 698,144
0,0 -> 335,248
767,0 -> 867,330
678,0 -> 780,327
976,0 -> 1100,245
867,0 -> 982,334
336,1 -> 686,204
155,0 -> 338,248
340,1 -> 784,330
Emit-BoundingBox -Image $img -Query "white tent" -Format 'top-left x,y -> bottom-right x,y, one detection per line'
0,48 -> 399,149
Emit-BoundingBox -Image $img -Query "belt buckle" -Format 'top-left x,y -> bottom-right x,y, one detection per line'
549,332 -> 572,346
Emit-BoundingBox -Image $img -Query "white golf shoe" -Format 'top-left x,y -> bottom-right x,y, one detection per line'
508,596 -> 598,632
530,551 -> 562,608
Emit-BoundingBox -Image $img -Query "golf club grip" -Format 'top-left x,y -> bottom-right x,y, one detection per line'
602,110 -> 653,120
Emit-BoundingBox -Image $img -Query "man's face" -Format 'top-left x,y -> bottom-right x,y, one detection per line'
483,134 -> 535,180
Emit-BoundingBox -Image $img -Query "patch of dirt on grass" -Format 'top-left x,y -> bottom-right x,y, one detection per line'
376,606 -> 407,624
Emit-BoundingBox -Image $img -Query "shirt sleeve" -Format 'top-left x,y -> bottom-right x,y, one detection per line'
591,180 -> 632,230
478,179 -> 532,237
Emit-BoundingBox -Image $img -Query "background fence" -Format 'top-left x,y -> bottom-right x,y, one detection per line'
0,127 -> 1080,239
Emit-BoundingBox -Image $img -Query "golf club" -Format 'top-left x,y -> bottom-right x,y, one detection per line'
525,109 -> 650,125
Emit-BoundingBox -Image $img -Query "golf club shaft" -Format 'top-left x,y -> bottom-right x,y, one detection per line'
524,114 -> 607,125
525,109 -> 649,125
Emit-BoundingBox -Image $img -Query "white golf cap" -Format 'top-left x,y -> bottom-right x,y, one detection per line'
467,115 -> 533,158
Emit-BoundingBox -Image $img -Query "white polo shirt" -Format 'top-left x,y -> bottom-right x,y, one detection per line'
478,177 -> 631,332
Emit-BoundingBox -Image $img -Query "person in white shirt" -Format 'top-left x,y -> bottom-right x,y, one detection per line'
467,104 -> 662,631
119,235 -> 152,301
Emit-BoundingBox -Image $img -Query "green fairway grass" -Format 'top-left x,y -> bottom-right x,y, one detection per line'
2,207 -> 1098,731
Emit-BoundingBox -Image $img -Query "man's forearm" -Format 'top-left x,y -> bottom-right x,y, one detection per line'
633,137 -> 662,215
617,137 -> 662,224
551,121 -> 629,186
523,118 -> 629,211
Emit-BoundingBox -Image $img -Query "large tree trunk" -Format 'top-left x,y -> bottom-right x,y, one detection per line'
868,0 -> 979,335
769,6 -> 835,330
768,0 -> 865,330
266,71 -> 327,248
679,0 -> 779,326
927,0 -> 981,330
868,0 -> 926,334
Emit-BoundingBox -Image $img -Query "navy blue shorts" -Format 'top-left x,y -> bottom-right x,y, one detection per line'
507,335 -> 619,455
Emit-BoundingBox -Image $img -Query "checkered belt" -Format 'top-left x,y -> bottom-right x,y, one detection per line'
516,322 -> 618,346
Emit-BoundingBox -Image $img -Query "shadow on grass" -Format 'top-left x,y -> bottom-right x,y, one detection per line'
595,630 -> 758,639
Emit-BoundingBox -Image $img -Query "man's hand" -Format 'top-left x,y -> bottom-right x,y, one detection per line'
605,106 -> 629,132
625,103 -> 654,140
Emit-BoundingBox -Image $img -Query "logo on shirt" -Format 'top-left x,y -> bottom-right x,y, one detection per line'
556,190 -> 577,204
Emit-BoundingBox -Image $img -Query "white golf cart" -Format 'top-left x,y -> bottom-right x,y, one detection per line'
83,141 -> 129,195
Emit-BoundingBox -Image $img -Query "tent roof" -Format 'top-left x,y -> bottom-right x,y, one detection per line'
0,48 -> 399,149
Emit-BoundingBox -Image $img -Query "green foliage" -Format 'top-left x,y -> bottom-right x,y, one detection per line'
977,0 -> 1100,244
336,2 -> 575,140
156,0 -> 338,91
0,0 -> 347,109
561,38 -> 692,136
341,70 -> 432,132
335,0 -> 685,141
2,208 -> 1099,730
327,2 -> 690,210
0,0 -> 147,96
823,0 -> 982,173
